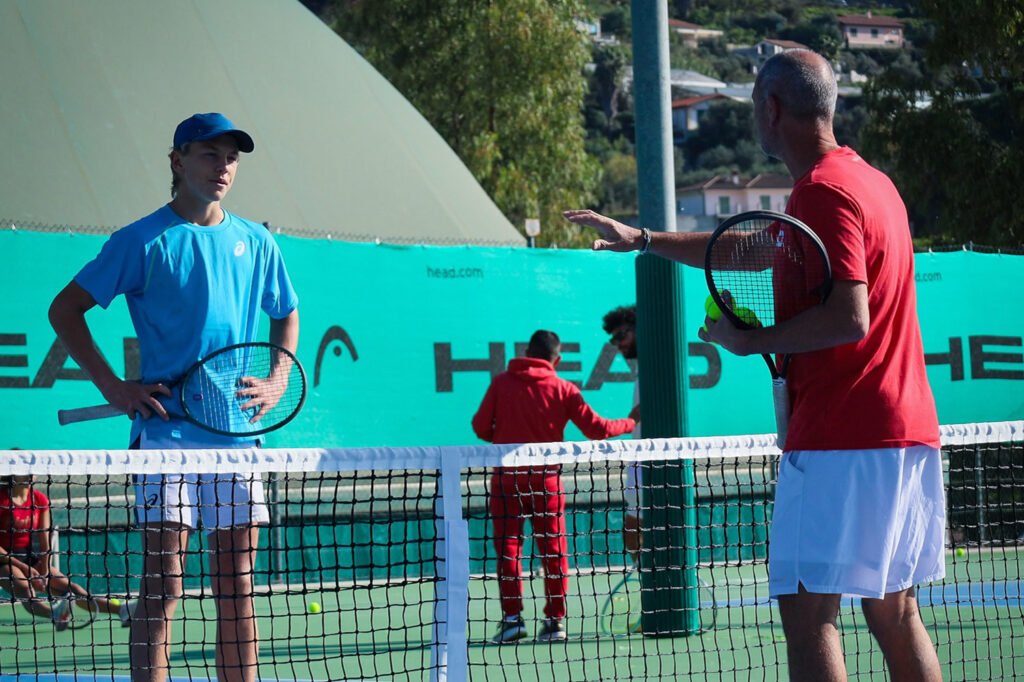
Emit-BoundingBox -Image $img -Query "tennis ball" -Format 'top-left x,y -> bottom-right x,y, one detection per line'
955,547 -> 966,558
308,601 -> 322,614
110,598 -> 122,607
704,295 -> 722,321
734,306 -> 762,328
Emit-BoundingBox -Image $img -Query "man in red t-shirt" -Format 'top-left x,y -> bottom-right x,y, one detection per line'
472,330 -> 635,644
564,49 -> 943,682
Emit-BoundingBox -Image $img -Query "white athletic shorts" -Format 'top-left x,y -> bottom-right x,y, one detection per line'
768,445 -> 946,599
133,433 -> 268,531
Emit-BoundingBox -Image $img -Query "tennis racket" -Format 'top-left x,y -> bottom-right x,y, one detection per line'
57,342 -> 306,437
599,564 -> 717,636
704,210 -> 832,448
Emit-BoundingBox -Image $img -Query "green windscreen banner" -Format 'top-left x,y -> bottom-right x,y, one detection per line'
1,231 -> 1020,449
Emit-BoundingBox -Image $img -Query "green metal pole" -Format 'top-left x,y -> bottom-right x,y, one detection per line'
630,0 -> 700,637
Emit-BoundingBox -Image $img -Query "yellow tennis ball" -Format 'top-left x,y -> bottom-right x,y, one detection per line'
308,601 -> 322,614
734,306 -> 762,328
955,547 -> 966,558
110,598 -> 122,607
704,295 -> 722,321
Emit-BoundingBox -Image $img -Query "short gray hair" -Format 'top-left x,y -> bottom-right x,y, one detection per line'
755,49 -> 837,122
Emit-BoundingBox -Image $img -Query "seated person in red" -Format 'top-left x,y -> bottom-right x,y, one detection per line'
0,474 -> 136,630
472,330 -> 635,644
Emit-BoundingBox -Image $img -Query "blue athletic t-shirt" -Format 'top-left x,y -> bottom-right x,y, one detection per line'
74,205 -> 299,446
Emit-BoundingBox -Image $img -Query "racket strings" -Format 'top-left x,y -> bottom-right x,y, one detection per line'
182,345 -> 305,435
707,216 -> 828,328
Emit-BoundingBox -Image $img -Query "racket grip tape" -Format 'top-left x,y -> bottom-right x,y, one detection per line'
57,403 -> 125,425
772,378 -> 790,449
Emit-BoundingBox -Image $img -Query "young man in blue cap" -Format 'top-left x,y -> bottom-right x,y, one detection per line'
49,113 -> 300,682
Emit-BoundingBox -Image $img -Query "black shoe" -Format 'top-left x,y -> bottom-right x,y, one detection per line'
491,616 -> 527,644
536,617 -> 566,642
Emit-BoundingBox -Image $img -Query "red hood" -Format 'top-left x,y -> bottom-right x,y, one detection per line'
506,357 -> 557,382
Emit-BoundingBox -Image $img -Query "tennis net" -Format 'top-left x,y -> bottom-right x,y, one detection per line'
0,421 -> 1021,681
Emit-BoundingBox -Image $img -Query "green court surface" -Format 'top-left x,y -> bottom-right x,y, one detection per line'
1,547 -> 1020,681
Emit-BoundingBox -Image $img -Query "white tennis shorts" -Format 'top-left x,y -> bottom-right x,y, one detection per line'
133,432 -> 268,530
768,445 -> 946,599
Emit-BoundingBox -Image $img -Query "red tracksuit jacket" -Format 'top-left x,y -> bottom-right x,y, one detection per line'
471,357 -> 635,445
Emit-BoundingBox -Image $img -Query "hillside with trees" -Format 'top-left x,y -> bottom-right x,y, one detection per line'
311,0 -> 1021,247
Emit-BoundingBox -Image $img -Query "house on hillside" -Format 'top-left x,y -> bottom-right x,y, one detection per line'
668,19 -> 724,48
676,173 -> 793,231
623,67 -> 726,96
838,12 -> 905,49
575,16 -> 618,45
672,94 -> 730,141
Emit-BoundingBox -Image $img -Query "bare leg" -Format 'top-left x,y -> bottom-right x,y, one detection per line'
862,587 -> 942,682
208,526 -> 261,682
131,524 -> 188,682
39,567 -> 121,616
777,585 -> 847,682
1,565 -> 52,619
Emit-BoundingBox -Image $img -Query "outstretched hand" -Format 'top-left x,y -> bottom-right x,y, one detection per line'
562,210 -> 643,253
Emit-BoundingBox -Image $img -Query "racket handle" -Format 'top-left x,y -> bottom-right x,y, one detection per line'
771,378 -> 790,449
58,404 -> 126,425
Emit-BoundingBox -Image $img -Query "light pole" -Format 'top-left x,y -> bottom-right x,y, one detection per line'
524,218 -> 541,248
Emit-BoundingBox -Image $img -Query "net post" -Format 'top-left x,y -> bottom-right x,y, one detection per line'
631,0 -> 700,636
430,447 -> 469,682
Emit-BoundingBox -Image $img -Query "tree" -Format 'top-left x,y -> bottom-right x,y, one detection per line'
596,146 -> 638,217
323,0 -> 599,247
780,14 -> 843,60
592,43 -> 631,122
678,100 -> 786,178
861,0 -> 1024,246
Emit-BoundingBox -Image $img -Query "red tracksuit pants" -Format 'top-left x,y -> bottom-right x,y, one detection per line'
489,469 -> 568,620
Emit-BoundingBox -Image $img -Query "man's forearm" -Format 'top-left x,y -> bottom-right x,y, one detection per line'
647,230 -> 712,268
48,285 -> 120,395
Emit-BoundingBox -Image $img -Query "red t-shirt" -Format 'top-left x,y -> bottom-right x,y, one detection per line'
783,146 -> 940,451
0,487 -> 49,553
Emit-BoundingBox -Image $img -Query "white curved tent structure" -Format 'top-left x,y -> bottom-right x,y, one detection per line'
0,0 -> 525,245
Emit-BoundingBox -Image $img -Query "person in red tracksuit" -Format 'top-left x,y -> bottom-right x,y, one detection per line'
472,330 -> 635,644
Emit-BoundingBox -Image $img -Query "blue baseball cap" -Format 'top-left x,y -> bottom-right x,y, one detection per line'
172,112 -> 254,153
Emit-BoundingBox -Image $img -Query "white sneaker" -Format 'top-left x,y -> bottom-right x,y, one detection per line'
118,599 -> 137,628
52,599 -> 72,632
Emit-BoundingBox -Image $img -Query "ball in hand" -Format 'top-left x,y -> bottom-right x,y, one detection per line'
703,295 -> 723,337
704,295 -> 722,321
308,601 -> 322,614
110,598 -> 122,607
734,306 -> 762,328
